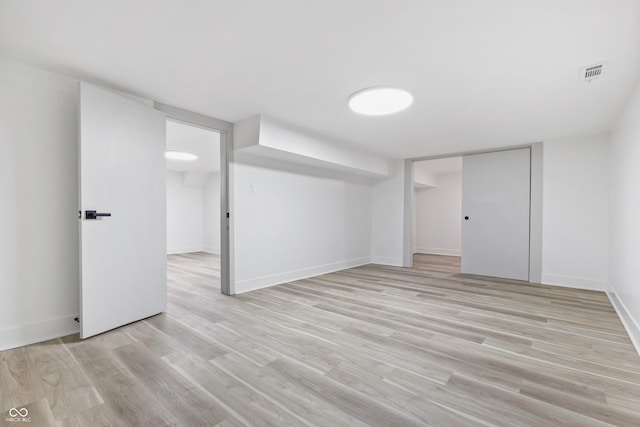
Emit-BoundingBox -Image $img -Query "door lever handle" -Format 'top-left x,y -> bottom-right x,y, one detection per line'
85,210 -> 112,220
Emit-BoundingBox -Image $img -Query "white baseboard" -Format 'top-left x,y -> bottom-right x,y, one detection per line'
235,257 -> 371,294
607,289 -> 640,357
167,247 -> 205,255
541,274 -> 607,291
0,314 -> 79,352
370,256 -> 403,267
414,247 -> 461,257
203,247 -> 220,254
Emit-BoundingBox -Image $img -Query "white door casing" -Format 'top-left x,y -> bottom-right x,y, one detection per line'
461,148 -> 531,281
79,82 -> 167,339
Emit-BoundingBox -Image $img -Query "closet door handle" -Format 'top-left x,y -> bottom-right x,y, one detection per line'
85,210 -> 112,220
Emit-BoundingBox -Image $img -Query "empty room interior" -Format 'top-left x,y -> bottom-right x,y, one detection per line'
1,1 -> 640,426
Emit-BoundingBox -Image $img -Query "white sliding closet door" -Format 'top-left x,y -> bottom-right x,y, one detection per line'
461,148 -> 530,281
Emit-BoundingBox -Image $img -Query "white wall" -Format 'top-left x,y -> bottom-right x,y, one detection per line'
414,172 -> 462,256
204,172 -> 221,253
609,79 -> 640,352
233,156 -> 372,293
371,160 -> 407,266
541,134 -> 610,291
166,171 -> 220,254
0,60 -> 80,350
166,171 -> 204,253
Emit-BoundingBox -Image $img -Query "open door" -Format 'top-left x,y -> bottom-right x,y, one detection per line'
79,82 -> 167,339
461,148 -> 530,281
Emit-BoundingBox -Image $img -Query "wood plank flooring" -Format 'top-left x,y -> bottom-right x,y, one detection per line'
2,252 -> 640,426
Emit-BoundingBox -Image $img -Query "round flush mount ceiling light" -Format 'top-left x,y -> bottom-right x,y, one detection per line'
348,86 -> 413,115
165,150 -> 198,161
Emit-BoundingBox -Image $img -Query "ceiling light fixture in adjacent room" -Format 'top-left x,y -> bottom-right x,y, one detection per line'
348,86 -> 413,115
165,150 -> 198,161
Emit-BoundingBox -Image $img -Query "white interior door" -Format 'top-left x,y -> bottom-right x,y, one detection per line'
79,82 -> 167,339
461,148 -> 530,281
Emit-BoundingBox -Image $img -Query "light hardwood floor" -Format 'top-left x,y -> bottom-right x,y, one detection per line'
2,253 -> 640,426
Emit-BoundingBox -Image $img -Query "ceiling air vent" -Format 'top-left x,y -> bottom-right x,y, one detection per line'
580,63 -> 605,83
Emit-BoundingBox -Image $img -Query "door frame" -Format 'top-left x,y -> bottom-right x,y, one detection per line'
155,103 -> 234,295
406,142 -> 543,283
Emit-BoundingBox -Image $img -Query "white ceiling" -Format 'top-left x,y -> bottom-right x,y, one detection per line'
166,120 -> 220,173
1,1 -> 639,159
415,157 -> 462,175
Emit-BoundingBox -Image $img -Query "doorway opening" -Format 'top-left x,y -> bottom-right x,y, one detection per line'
412,157 -> 463,261
408,144 -> 543,283
165,120 -> 222,298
